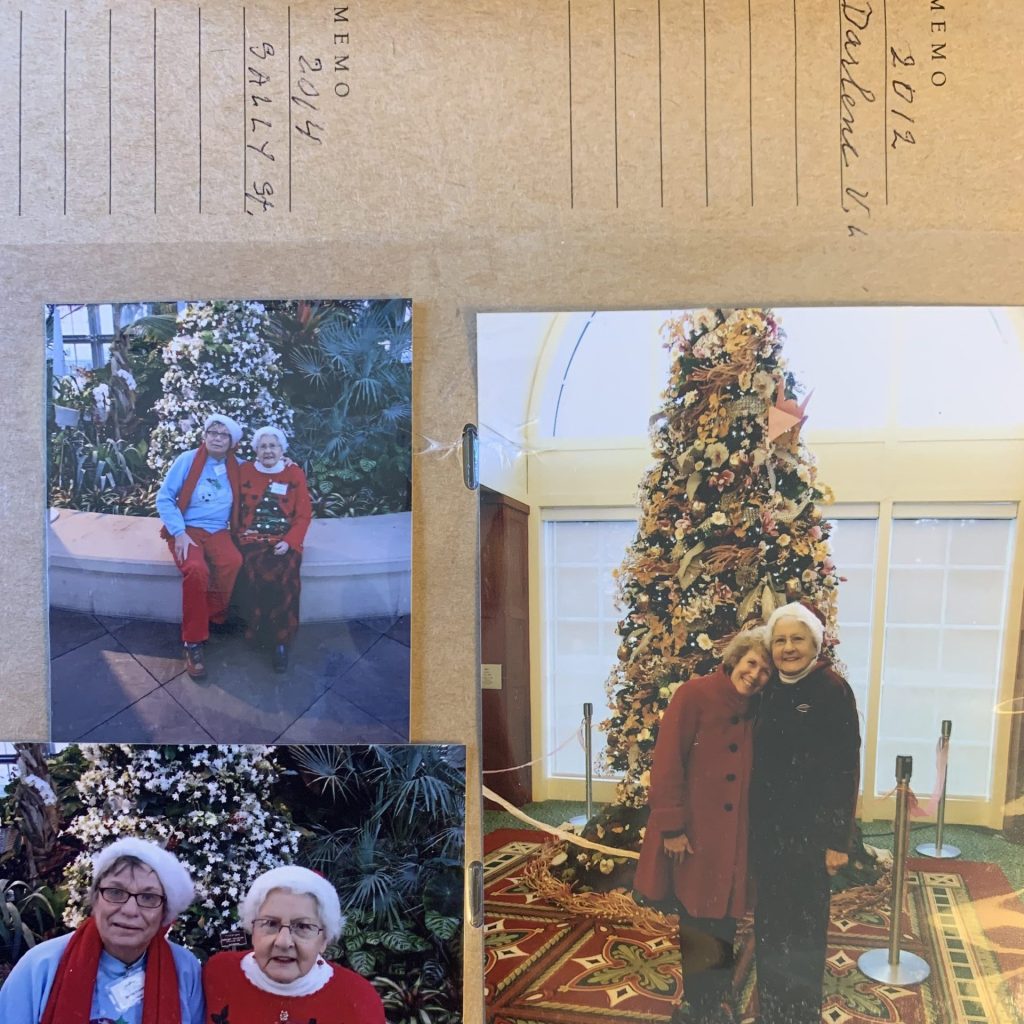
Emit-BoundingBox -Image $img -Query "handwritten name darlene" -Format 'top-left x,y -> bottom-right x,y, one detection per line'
839,0 -> 875,235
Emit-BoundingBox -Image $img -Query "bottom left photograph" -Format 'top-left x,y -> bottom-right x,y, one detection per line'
0,742 -> 465,1024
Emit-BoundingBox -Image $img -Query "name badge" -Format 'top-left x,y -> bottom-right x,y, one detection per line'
214,464 -> 227,476
109,971 -> 145,1013
269,481 -> 288,495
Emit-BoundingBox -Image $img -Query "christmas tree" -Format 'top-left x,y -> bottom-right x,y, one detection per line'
147,300 -> 294,472
564,308 -> 842,890
62,745 -> 301,956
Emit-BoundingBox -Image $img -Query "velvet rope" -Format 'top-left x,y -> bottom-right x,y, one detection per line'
483,785 -> 640,860
481,723 -> 586,775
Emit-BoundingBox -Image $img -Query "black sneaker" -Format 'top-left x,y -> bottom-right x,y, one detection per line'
183,642 -> 207,680
272,644 -> 289,674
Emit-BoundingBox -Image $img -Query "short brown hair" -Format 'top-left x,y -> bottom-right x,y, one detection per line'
721,627 -> 770,672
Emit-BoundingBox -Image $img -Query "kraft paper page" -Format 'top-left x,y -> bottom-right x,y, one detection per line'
2,5 -> 1024,1022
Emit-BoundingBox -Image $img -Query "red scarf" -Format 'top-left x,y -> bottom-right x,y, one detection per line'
41,917 -> 182,1024
160,442 -> 241,538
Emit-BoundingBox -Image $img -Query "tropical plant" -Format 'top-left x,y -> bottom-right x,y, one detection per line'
0,878 -> 62,967
277,745 -> 463,1016
274,299 -> 412,516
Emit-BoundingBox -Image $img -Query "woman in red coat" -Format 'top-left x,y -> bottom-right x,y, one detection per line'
634,628 -> 772,1024
235,426 -> 313,673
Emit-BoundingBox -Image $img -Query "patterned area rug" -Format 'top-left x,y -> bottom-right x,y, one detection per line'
484,829 -> 1024,1023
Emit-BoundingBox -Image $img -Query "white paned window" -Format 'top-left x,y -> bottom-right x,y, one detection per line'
544,517 -> 637,777
877,513 -> 1016,799
827,516 -> 879,792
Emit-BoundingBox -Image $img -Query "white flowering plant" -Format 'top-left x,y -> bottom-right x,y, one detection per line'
62,744 -> 301,957
147,301 -> 294,472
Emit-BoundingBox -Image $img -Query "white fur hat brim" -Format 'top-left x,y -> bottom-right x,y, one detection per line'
239,865 -> 345,944
92,838 -> 196,926
251,425 -> 289,452
204,413 -> 243,446
767,601 -> 825,653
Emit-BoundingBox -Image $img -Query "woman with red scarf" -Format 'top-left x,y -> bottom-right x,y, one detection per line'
0,837 -> 204,1023
234,426 -> 313,674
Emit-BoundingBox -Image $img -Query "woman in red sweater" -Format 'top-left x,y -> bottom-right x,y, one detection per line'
235,426 -> 313,673
634,627 -> 772,1024
203,865 -> 384,1024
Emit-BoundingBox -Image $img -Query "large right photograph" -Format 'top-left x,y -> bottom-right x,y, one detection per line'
477,307 -> 1024,1024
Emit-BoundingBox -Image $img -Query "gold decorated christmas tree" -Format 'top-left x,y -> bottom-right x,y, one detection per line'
562,308 -> 843,891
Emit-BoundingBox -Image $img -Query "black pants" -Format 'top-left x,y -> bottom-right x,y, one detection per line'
678,909 -> 737,1017
752,846 -> 830,1024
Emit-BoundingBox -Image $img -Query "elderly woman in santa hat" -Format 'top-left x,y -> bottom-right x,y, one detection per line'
233,425 -> 313,674
0,837 -> 204,1023
749,601 -> 861,1024
203,864 -> 383,1023
156,412 -> 246,681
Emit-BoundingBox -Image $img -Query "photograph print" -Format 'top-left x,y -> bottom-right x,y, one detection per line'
0,741 -> 465,1024
477,306 -> 1024,1024
45,299 -> 412,743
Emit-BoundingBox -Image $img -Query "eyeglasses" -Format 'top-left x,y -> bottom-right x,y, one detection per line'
252,917 -> 324,941
99,886 -> 166,910
205,429 -> 232,440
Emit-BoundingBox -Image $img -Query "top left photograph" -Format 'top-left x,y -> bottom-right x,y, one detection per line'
44,299 -> 412,744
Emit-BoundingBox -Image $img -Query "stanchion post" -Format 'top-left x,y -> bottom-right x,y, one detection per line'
569,703 -> 595,828
583,703 -> 594,822
917,719 -> 960,859
859,755 -> 931,984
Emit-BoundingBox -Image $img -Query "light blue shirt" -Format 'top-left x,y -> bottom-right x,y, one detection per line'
0,931 -> 205,1024
156,448 -> 237,537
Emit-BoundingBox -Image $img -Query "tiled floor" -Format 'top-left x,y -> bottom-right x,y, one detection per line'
48,607 -> 410,743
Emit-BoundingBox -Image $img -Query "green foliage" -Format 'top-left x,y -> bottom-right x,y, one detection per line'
375,974 -> 461,1024
272,299 -> 412,517
277,745 -> 463,1019
0,879 -> 62,966
46,300 -> 411,519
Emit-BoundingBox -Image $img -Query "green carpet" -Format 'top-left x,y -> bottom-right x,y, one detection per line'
483,801 -> 1024,892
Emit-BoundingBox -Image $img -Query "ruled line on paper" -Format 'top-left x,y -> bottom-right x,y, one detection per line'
793,0 -> 799,205
837,0 -> 842,211
288,5 -> 292,213
656,0 -> 663,208
747,0 -> 753,206
883,0 -> 888,205
153,8 -> 157,215
108,9 -> 112,214
612,0 -> 618,209
198,8 -> 203,213
702,0 -> 708,206
567,0 -> 574,209
18,10 -> 23,216
63,9 -> 67,215
242,6 -> 246,214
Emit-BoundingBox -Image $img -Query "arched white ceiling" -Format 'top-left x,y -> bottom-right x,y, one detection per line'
477,307 -> 1024,445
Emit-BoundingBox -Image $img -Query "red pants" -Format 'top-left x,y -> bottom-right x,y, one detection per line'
166,528 -> 243,643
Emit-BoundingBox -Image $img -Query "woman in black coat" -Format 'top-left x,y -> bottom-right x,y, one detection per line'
749,601 -> 861,1024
